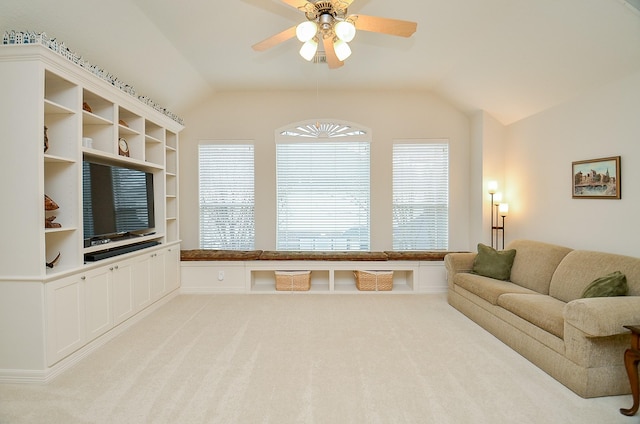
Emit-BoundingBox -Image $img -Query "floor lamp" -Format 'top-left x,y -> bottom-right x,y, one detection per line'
488,182 -> 508,250
488,182 -> 498,248
498,203 -> 508,249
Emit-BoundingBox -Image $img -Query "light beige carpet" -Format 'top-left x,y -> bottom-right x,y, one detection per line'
0,294 -> 632,423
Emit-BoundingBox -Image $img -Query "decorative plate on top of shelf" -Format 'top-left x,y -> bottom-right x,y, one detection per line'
118,137 -> 130,157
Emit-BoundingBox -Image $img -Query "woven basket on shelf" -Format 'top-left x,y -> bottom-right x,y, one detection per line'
354,270 -> 393,291
275,270 -> 311,291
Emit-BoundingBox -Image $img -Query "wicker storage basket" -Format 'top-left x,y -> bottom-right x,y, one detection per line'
275,271 -> 311,291
354,270 -> 393,291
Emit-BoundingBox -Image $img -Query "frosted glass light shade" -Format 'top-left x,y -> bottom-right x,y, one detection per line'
299,39 -> 318,61
296,21 -> 318,42
487,181 -> 498,194
499,203 -> 509,216
335,20 -> 356,42
334,39 -> 352,61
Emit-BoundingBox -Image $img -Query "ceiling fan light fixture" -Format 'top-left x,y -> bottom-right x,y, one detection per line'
334,20 -> 356,42
296,21 -> 318,42
334,39 -> 352,61
299,38 -> 319,61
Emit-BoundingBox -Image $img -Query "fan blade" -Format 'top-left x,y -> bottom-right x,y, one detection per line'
351,15 -> 417,37
322,37 -> 344,69
252,26 -> 298,52
281,0 -> 313,11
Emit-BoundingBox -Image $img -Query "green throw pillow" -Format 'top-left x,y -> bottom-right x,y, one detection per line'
472,243 -> 516,281
581,271 -> 628,298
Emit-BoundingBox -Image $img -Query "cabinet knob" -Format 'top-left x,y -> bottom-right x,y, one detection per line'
81,276 -> 86,280
115,265 -> 119,270
109,267 -> 114,271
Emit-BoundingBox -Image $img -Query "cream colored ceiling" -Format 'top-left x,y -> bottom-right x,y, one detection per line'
2,0 -> 640,124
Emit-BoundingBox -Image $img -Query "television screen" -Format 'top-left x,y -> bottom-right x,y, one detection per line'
82,161 -> 155,242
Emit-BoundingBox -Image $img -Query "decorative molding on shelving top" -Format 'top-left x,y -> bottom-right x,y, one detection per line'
2,30 -> 184,126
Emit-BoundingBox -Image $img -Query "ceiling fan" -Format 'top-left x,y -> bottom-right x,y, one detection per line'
252,0 -> 418,69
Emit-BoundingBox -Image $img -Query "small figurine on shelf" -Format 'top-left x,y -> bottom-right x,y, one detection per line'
82,101 -> 92,113
44,194 -> 59,211
44,126 -> 49,153
45,216 -> 61,228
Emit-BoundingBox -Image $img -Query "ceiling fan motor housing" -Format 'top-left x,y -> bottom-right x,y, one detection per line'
306,1 -> 347,21
314,2 -> 336,16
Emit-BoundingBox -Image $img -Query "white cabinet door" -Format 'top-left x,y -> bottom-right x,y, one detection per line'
132,254 -> 151,311
149,250 -> 166,301
46,275 -> 85,366
164,246 -> 180,293
84,266 -> 112,342
112,261 -> 134,325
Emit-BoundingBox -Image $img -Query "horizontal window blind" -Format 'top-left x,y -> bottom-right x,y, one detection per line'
276,141 -> 370,251
393,142 -> 449,250
199,144 -> 255,249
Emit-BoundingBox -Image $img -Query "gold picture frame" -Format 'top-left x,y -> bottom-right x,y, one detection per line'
572,156 -> 621,199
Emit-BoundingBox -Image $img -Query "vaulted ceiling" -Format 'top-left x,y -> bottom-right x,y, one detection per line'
2,0 -> 640,124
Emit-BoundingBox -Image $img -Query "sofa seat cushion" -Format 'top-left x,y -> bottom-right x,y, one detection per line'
497,294 -> 566,339
454,273 -> 538,305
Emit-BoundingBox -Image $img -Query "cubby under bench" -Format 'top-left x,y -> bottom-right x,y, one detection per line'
180,250 -> 455,294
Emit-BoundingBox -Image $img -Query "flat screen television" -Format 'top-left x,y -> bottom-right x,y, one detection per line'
82,161 -> 155,244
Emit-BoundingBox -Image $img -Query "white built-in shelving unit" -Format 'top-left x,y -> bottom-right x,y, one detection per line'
0,44 -> 183,382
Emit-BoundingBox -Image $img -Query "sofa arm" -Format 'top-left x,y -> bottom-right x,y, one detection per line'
444,252 -> 476,289
444,252 -> 476,273
564,296 -> 640,337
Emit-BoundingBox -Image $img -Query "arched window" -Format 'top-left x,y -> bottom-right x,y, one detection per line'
276,120 -> 371,251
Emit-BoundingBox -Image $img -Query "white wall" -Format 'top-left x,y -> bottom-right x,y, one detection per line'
471,112 -> 507,249
179,89 -> 472,251
504,71 -> 640,257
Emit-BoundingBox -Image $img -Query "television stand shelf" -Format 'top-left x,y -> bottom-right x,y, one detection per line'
84,240 -> 160,262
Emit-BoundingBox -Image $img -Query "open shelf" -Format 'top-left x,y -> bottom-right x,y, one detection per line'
246,263 -> 417,294
0,44 -> 183,279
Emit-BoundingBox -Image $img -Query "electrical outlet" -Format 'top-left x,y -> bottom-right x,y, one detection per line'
218,270 -> 224,281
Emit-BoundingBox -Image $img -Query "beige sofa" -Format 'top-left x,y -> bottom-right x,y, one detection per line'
445,239 -> 640,398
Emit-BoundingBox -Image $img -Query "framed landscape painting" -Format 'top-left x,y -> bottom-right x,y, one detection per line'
572,156 -> 621,199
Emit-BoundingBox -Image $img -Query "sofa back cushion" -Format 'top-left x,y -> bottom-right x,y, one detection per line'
549,250 -> 640,303
506,239 -> 573,294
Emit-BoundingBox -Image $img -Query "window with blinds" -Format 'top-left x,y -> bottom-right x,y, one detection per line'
393,142 -> 449,250
276,141 -> 370,251
198,143 -> 255,249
